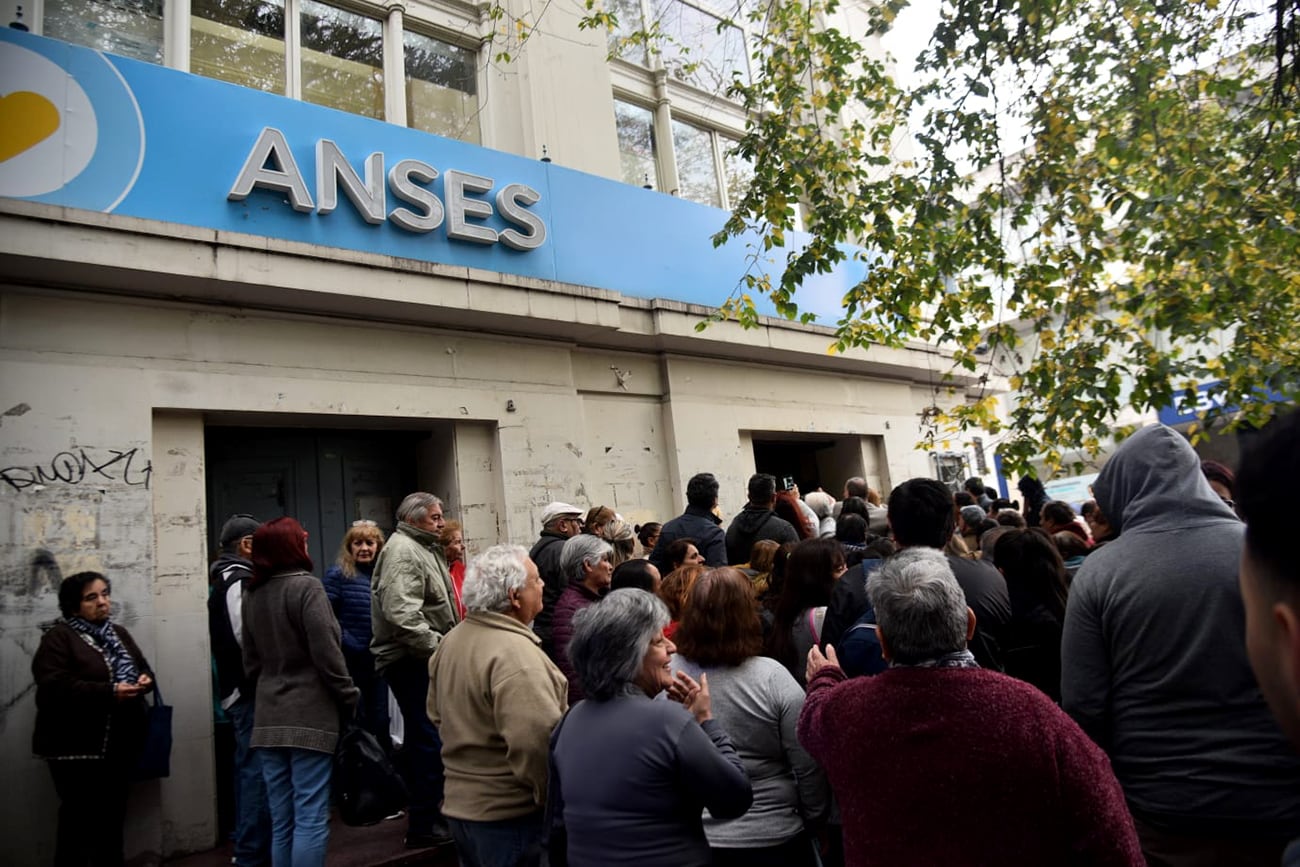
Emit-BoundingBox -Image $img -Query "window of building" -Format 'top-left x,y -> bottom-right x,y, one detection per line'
671,118 -> 721,207
649,0 -> 749,91
44,0 -> 165,64
405,29 -> 480,144
300,0 -> 384,119
191,0 -> 286,95
615,99 -> 659,189
42,0 -> 479,140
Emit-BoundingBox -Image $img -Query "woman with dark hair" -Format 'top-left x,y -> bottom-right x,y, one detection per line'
611,558 -> 661,594
244,517 -> 358,867
992,528 -> 1070,700
1017,477 -> 1050,528
835,513 -> 871,567
673,569 -> 829,866
666,537 -> 706,571
321,520 -> 389,747
32,571 -> 154,867
549,590 -> 752,866
1201,459 -> 1236,509
766,538 -> 846,684
635,522 -> 662,558
774,490 -> 815,540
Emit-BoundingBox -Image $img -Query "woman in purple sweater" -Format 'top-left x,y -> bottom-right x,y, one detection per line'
798,548 -> 1142,867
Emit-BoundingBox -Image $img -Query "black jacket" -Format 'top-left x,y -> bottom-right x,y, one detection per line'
530,531 -> 569,653
648,505 -> 727,574
724,505 -> 797,565
208,553 -> 253,706
822,551 -> 1010,672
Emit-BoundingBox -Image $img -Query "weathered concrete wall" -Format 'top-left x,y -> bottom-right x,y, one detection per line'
0,282 -> 981,863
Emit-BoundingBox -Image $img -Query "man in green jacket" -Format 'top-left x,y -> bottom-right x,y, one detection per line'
371,491 -> 458,848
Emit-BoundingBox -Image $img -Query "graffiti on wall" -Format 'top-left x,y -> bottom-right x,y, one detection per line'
0,447 -> 153,492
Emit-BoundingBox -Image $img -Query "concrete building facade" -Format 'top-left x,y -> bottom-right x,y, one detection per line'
0,5 -> 982,862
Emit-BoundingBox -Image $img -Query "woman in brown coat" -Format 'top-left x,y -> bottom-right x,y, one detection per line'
32,571 -> 154,867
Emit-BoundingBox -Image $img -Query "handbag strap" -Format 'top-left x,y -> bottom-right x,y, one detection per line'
807,607 -> 825,647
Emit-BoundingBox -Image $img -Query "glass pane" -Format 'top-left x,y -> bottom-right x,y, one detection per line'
671,118 -> 720,207
300,0 -> 384,120
650,0 -> 749,92
404,30 -> 479,144
191,0 -> 286,94
44,0 -> 164,64
614,100 -> 658,189
721,136 -> 752,210
606,0 -> 647,66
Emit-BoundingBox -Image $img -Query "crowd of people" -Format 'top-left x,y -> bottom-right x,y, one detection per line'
27,411 -> 1300,867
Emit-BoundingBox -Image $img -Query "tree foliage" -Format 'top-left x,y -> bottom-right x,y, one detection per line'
703,0 -> 1300,475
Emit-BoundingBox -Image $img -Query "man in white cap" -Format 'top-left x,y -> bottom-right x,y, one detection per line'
529,501 -> 584,655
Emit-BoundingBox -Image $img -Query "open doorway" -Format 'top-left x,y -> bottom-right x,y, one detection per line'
749,432 -> 881,498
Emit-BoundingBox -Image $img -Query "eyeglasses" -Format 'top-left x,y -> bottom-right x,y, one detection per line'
352,520 -> 378,528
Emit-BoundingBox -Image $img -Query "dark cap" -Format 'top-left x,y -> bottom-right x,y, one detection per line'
219,514 -> 261,547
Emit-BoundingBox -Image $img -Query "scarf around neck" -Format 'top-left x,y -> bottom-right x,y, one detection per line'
65,616 -> 141,684
891,648 -> 979,670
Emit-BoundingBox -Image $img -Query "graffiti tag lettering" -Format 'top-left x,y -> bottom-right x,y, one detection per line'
0,447 -> 153,491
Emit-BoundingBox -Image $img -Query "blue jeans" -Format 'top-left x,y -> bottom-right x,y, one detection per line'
227,698 -> 271,866
448,812 -> 547,867
384,655 -> 445,835
258,747 -> 332,867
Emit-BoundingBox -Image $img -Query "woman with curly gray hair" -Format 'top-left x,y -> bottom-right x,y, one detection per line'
548,589 -> 752,866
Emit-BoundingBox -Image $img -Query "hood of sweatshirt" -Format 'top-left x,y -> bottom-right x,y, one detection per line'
1094,423 -> 1238,536
730,504 -> 780,534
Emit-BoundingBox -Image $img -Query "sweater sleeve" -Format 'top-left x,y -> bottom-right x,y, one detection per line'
493,665 -> 567,807
1053,711 -> 1145,866
771,666 -> 831,823
301,580 -> 359,711
677,717 -> 753,820
1060,576 -> 1112,751
796,664 -> 846,766
242,591 -> 262,683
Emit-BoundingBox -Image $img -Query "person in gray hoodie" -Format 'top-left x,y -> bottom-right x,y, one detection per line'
1061,423 -> 1300,865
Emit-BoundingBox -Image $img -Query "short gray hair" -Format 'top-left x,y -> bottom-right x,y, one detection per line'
804,491 -> 834,519
462,544 -> 529,614
569,589 -> 670,699
396,492 -> 442,524
559,534 -> 613,585
867,548 -> 968,664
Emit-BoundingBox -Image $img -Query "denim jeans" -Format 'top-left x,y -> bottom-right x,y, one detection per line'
227,698 -> 272,866
384,655 -> 445,836
448,811 -> 547,867
258,747 -> 333,867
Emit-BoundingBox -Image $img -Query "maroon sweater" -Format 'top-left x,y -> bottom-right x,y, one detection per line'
798,665 -> 1143,867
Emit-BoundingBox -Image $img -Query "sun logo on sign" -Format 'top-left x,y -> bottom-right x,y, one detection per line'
0,32 -> 145,212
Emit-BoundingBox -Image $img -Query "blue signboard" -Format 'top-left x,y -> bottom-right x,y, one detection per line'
1157,381 -> 1289,427
0,29 -> 868,320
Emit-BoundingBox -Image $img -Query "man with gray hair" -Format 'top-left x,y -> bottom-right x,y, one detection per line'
371,491 -> 457,849
428,545 -> 567,867
799,548 -> 1142,866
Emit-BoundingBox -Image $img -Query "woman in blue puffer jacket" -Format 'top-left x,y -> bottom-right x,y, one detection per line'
322,520 -> 389,747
